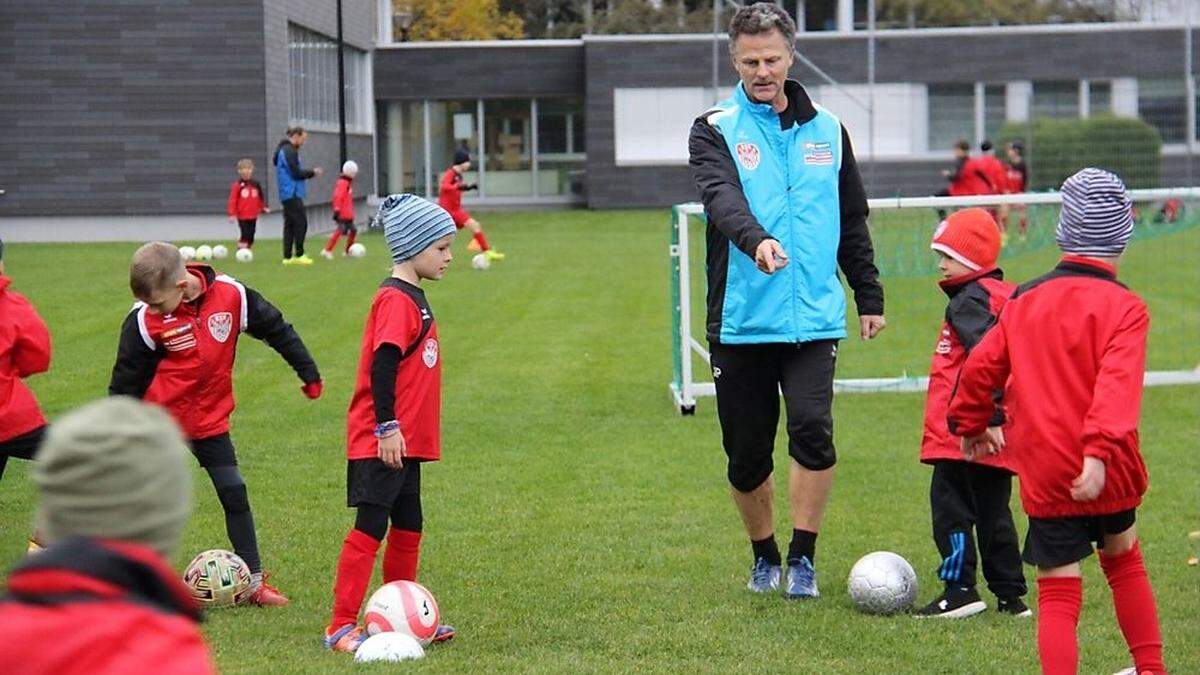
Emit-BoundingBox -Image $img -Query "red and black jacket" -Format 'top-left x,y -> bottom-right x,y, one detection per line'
948,257 -> 1150,518
332,175 -> 354,223
226,178 -> 268,221
0,537 -> 215,674
921,267 -> 1016,472
0,275 -> 51,443
108,264 -> 319,440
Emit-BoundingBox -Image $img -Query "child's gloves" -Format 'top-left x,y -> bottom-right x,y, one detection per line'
301,380 -> 323,400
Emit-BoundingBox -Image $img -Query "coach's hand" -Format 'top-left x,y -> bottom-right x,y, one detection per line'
860,315 -> 886,340
378,431 -> 405,469
754,239 -> 788,274
1070,456 -> 1106,502
301,380 -> 323,400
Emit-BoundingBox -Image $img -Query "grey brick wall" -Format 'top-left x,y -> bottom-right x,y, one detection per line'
374,43 -> 585,100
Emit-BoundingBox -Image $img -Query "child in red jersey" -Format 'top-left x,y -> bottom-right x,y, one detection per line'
438,147 -> 504,262
914,209 -> 1028,620
109,242 -> 323,607
226,158 -> 269,250
322,161 -> 359,259
950,169 -> 1165,675
1001,141 -> 1030,240
325,194 -> 457,653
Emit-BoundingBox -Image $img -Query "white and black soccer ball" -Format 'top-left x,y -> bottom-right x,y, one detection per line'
179,245 -> 197,261
471,253 -> 490,270
347,242 -> 366,258
183,549 -> 253,608
847,551 -> 918,615
235,247 -> 253,263
194,244 -> 213,261
212,244 -> 229,260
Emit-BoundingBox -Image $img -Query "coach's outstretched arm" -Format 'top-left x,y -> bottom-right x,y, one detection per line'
243,287 -> 321,390
688,117 -> 774,258
108,310 -> 165,398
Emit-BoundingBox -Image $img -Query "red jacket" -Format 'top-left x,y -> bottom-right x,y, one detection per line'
108,264 -> 320,440
226,178 -> 267,220
0,537 -> 215,675
975,155 -> 1007,195
438,167 -> 464,213
948,257 -> 1149,518
1004,160 -> 1027,194
332,175 -> 354,222
948,157 -> 996,196
921,268 -> 1016,471
0,276 -> 51,442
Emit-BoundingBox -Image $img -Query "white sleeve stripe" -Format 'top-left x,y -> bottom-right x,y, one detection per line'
134,304 -> 155,350
214,275 -> 249,331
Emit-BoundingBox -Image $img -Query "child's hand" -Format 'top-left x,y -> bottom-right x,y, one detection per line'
961,432 -> 996,461
378,431 -> 405,469
262,207 -> 270,214
1070,456 -> 1106,501
985,426 -> 1005,452
301,380 -> 323,399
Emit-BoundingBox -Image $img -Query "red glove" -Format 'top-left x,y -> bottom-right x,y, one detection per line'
301,380 -> 323,400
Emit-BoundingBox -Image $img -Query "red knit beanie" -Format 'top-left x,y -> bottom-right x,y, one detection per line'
931,208 -> 1001,271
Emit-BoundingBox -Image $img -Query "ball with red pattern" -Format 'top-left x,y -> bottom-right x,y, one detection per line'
363,580 -> 440,646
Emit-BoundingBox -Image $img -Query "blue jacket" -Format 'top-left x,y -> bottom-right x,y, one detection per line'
274,139 -> 315,201
689,81 -> 882,344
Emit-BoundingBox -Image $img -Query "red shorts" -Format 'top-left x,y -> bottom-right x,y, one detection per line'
449,209 -> 471,228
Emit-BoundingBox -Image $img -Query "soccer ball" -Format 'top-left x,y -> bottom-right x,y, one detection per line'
353,632 -> 425,663
179,245 -> 196,261
847,551 -> 918,615
195,244 -> 213,261
363,580 -> 440,646
347,243 -> 366,258
183,549 -> 253,608
235,247 -> 253,263
212,244 -> 228,259
471,253 -> 490,270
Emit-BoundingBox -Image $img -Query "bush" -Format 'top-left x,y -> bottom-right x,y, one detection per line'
998,115 -> 1162,190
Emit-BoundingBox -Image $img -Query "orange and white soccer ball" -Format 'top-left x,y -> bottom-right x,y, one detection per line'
183,549 -> 253,608
363,580 -> 440,645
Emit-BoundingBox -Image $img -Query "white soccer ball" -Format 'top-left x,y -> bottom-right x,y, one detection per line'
183,549 -> 253,608
235,247 -> 253,263
471,253 -> 490,270
212,244 -> 229,259
347,242 -> 366,258
363,580 -> 440,646
179,245 -> 197,261
353,632 -> 425,663
195,244 -> 213,261
847,551 -> 918,615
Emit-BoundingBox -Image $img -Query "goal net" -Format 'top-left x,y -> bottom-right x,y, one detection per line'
669,188 -> 1200,414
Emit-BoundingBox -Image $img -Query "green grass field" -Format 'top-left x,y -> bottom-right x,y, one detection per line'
1,209 -> 1197,673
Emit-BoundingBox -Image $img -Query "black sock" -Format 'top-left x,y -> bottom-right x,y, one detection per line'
751,535 -> 781,565
787,529 -> 817,564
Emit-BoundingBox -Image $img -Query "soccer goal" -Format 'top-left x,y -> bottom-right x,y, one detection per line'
669,188 -> 1200,414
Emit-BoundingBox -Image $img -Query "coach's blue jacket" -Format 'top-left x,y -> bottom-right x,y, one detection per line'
689,80 -> 882,344
274,139 -> 315,201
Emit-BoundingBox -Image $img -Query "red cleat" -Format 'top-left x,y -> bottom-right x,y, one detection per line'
245,574 -> 289,607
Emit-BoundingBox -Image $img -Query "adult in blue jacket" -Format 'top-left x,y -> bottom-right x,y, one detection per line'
274,126 -> 323,265
688,2 -> 885,599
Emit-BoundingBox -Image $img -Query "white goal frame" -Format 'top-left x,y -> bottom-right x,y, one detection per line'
669,189 -> 1200,414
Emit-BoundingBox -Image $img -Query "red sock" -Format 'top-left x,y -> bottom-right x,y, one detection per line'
324,229 -> 342,252
383,528 -> 421,583
1037,576 -> 1082,675
472,230 -> 490,252
329,529 -> 380,632
345,229 -> 357,252
1100,542 -> 1165,674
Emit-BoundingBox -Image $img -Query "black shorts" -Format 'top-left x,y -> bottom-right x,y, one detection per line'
1023,509 -> 1136,568
0,426 -> 46,460
189,433 -> 238,468
347,458 -> 422,508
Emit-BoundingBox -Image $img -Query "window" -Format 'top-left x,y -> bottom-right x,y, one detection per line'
983,84 -> 1006,142
378,101 -> 428,196
1032,81 -> 1079,120
1089,81 -> 1112,116
482,99 -> 534,198
288,24 -> 369,132
614,88 -> 709,165
1138,78 -> 1187,144
537,97 -> 586,197
928,84 -> 974,152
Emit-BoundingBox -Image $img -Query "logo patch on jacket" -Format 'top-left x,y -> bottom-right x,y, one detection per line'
422,338 -> 439,368
735,142 -> 760,171
207,312 -> 233,343
161,323 -> 196,352
935,338 -> 952,355
803,141 -> 833,166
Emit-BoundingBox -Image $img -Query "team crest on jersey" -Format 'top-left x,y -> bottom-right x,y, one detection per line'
735,142 -> 760,171
207,312 -> 233,343
240,187 -> 251,198
422,338 -> 439,368
935,338 -> 952,355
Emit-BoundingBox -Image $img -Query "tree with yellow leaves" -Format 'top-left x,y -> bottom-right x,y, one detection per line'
394,0 -> 524,41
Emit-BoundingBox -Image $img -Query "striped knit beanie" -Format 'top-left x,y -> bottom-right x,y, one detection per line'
1055,168 -> 1134,257
377,194 -> 456,263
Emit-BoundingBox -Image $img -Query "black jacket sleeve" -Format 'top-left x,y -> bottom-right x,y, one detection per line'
243,287 -> 321,384
282,144 -> 316,181
946,284 -> 1005,425
370,344 -> 402,424
688,116 -> 773,259
108,311 -> 163,398
836,125 -> 884,317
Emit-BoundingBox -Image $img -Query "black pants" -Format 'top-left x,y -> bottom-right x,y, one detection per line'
0,426 -> 45,480
929,460 -> 1026,598
190,433 -> 262,573
281,197 -> 308,258
710,340 -> 838,492
237,219 -> 257,247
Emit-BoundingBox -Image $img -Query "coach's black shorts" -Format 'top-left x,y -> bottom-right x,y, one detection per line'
1022,509 -> 1136,568
347,458 -> 422,508
710,339 -> 838,492
0,426 -> 46,461
189,433 -> 238,468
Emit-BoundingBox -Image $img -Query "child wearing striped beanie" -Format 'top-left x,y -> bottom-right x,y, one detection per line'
1055,167 -> 1134,258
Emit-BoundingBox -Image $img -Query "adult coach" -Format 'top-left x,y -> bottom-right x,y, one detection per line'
274,126 -> 322,265
688,2 -> 884,599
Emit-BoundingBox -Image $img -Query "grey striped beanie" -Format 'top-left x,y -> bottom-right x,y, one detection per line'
377,193 -> 456,263
1055,168 -> 1134,257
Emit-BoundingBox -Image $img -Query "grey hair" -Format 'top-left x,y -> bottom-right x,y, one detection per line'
728,2 -> 796,51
